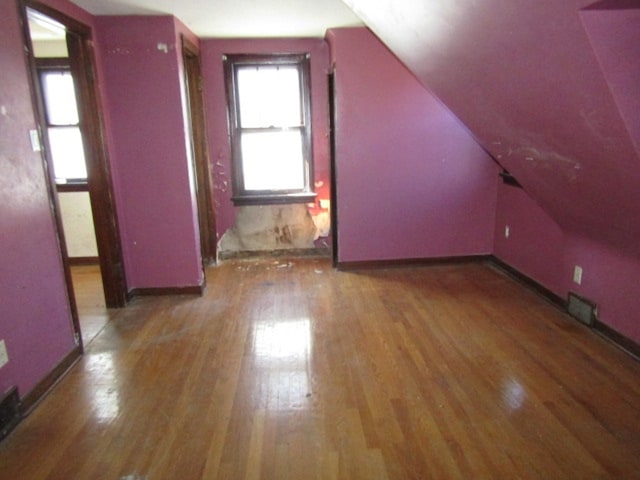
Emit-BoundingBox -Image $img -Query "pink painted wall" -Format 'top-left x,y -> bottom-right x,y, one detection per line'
493,183 -> 565,296
494,180 -> 640,344
95,16 -> 203,289
344,0 -> 640,255
199,38 -> 331,244
326,28 -> 498,263
0,1 -> 77,398
564,234 -> 640,343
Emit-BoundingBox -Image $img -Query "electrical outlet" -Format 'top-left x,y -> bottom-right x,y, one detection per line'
573,266 -> 583,285
0,340 -> 8,368
505,225 -> 510,238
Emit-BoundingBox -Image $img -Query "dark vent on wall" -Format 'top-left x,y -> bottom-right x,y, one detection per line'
499,169 -> 523,188
568,293 -> 597,326
0,386 -> 21,442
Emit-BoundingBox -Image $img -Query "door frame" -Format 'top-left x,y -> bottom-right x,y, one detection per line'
328,67 -> 339,267
19,0 -> 128,313
182,36 -> 217,266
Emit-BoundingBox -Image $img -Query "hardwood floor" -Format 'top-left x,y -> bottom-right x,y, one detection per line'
71,265 -> 110,345
1,258 -> 640,479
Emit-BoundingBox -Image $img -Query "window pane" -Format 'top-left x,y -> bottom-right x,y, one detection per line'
237,66 -> 301,128
41,71 -> 79,125
241,131 -> 305,191
48,127 -> 87,181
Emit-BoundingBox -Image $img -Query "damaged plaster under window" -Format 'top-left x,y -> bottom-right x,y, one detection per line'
218,204 -> 330,258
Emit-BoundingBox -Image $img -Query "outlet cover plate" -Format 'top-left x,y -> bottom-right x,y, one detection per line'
573,266 -> 583,285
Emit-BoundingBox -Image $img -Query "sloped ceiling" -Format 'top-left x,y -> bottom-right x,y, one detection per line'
342,0 -> 640,253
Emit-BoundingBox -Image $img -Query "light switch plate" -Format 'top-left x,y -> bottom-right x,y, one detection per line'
0,340 -> 8,368
29,129 -> 41,152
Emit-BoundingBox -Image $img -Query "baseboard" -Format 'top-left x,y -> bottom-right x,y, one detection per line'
488,256 -> 566,308
218,247 -> 330,261
593,320 -> 640,361
489,256 -> 640,362
20,346 -> 82,416
69,256 -> 99,266
337,254 -> 491,271
334,254 -> 565,307
0,386 -> 21,441
130,284 -> 204,297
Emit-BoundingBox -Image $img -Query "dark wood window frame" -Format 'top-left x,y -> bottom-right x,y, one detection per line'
36,57 -> 88,190
224,53 -> 316,206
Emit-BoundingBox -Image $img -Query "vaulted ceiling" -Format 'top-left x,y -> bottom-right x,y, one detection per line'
343,0 -> 640,253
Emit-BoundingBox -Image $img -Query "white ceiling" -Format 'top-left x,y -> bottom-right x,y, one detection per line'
70,0 -> 364,38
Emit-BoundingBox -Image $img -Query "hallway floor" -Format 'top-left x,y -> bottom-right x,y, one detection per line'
71,264 -> 109,346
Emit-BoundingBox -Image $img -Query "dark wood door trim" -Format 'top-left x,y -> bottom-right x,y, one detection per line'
17,0 -> 82,350
182,36 -> 217,266
328,68 -> 339,267
19,0 -> 128,308
66,31 -> 127,307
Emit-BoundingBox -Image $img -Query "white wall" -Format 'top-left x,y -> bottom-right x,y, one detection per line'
58,191 -> 98,257
32,39 -> 67,57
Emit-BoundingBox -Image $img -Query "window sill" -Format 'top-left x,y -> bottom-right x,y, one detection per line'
56,182 -> 89,193
232,192 -> 316,206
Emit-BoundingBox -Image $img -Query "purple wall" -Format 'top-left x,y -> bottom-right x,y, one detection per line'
494,181 -> 640,344
493,183 -> 565,296
344,0 -> 640,256
326,28 -> 498,262
564,234 -> 640,343
200,38 -> 331,242
96,16 -> 203,289
0,1 -> 77,398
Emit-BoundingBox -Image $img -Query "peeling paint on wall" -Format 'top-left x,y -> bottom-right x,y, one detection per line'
513,146 -> 582,184
219,204 -> 322,254
311,211 -> 331,239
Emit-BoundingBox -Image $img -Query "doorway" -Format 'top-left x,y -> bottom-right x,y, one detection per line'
182,36 -> 217,267
20,1 -> 127,345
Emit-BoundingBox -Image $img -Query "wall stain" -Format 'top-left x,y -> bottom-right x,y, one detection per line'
274,225 -> 293,245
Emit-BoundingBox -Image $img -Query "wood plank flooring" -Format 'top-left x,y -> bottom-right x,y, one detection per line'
71,264 -> 109,345
1,258 -> 640,479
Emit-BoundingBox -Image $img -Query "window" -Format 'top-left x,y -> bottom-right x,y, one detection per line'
37,60 -> 87,185
224,54 -> 315,205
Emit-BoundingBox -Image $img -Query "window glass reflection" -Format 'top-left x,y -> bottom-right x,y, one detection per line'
502,377 -> 526,412
41,71 -> 79,125
85,353 -> 120,423
48,126 -> 87,181
237,65 -> 302,128
252,318 -> 312,411
241,131 -> 305,191
253,318 -> 311,361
